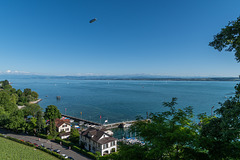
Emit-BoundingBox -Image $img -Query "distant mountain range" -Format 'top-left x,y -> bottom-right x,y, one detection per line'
0,74 -> 239,81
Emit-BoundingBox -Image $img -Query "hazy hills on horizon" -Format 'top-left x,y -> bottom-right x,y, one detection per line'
0,74 -> 239,81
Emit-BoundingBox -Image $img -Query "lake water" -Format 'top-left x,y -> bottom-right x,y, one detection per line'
0,75 -> 238,124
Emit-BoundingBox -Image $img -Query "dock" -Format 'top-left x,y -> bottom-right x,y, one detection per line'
103,120 -> 137,129
61,114 -> 102,126
61,114 -> 148,129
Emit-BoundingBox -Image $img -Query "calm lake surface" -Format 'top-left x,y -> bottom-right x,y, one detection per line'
0,75 -> 238,124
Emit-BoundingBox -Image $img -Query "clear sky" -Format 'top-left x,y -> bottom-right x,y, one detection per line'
0,0 -> 240,76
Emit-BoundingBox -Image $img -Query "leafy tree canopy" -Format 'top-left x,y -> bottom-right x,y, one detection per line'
128,98 -> 204,160
199,85 -> 240,159
69,128 -> 80,144
209,16 -> 240,62
0,91 -> 17,113
23,104 -> 42,117
44,105 -> 61,121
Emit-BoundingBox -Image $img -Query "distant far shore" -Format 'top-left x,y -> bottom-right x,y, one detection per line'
113,78 -> 240,81
1,74 -> 240,81
62,77 -> 240,81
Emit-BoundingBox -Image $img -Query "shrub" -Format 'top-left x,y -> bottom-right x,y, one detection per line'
111,148 -> 115,152
38,133 -> 48,139
0,134 -> 66,160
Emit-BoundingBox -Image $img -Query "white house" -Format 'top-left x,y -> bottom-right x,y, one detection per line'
79,127 -> 117,156
55,118 -> 71,139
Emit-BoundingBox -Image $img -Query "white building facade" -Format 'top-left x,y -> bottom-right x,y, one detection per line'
79,127 -> 117,156
55,119 -> 71,139
57,123 -> 71,133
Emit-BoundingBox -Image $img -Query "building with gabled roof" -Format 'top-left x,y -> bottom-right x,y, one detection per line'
79,127 -> 117,156
55,118 -> 71,139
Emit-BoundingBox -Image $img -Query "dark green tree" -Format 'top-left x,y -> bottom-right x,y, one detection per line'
16,89 -> 23,97
207,16 -> 240,159
69,128 -> 80,144
114,143 -> 147,160
31,91 -> 39,100
209,16 -> 240,62
125,98 -> 206,160
0,106 -> 9,126
23,88 -> 32,96
26,117 -> 37,134
5,110 -> 26,132
0,91 -> 17,113
199,86 -> 240,159
23,104 -> 41,117
36,110 -> 45,133
44,105 -> 61,136
2,80 -> 9,86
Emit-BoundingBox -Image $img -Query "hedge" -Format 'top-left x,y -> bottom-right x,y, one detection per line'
38,133 -> 48,139
55,137 -> 97,160
72,146 -> 97,160
0,132 -> 98,160
0,133 -> 67,160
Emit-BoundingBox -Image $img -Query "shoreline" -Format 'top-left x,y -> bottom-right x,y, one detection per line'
29,99 -> 42,104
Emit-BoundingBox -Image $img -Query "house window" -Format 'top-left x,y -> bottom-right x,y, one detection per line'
65,128 -> 69,131
103,143 -> 108,149
112,141 -> 115,146
61,129 -> 64,132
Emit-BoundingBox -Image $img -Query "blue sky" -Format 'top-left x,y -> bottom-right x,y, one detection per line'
0,0 -> 240,76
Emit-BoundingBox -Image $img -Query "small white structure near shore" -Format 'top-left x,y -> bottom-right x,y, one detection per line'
79,127 -> 117,156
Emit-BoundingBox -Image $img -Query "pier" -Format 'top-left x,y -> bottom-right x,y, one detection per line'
61,114 -> 147,129
103,120 -> 137,129
61,114 -> 102,126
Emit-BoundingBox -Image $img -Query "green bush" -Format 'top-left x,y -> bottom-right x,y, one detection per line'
38,133 -> 48,139
17,102 -> 24,106
55,137 -> 74,147
72,146 -> 97,160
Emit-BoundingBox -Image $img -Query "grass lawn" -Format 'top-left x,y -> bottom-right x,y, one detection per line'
0,137 -> 59,160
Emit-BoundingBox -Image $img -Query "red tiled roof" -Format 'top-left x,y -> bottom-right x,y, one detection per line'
55,118 -> 70,128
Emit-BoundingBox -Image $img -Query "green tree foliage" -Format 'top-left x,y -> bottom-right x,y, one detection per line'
16,89 -> 23,97
0,81 -> 46,135
44,105 -> 61,121
199,86 -> 240,159
126,98 -> 205,160
113,143 -> 147,160
5,110 -> 27,132
44,105 -> 61,136
23,88 -> 32,96
36,110 -> 45,133
23,104 -> 41,117
69,128 -> 80,144
209,16 -> 240,62
0,80 -> 11,90
0,106 -> 9,126
0,91 -> 17,113
10,88 -> 16,93
26,117 -> 37,134
31,91 -> 39,99
207,16 -> 240,159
